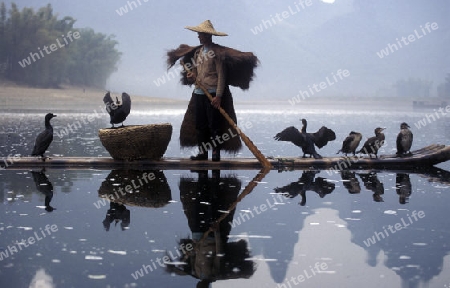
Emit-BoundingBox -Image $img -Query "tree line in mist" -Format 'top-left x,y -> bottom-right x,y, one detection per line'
0,2 -> 121,88
392,76 -> 450,98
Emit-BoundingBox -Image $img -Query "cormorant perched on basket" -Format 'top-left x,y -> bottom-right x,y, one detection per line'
274,119 -> 336,159
31,113 -> 56,161
337,131 -> 362,156
103,92 -> 131,128
357,127 -> 385,158
396,122 -> 413,156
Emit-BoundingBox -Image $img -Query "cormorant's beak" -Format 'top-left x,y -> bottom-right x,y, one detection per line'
381,128 -> 386,131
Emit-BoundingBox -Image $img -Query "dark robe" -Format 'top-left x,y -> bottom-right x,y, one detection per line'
167,44 -> 259,153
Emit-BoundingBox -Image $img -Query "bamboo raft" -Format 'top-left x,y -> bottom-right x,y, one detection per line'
2,144 -> 450,170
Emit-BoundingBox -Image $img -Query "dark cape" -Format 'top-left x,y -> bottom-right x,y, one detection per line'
167,44 -> 258,153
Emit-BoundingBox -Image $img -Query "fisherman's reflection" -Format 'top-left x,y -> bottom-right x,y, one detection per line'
166,170 -> 255,287
102,202 -> 130,231
396,173 -> 412,204
31,169 -> 55,212
98,169 -> 171,231
340,170 -> 361,194
274,170 -> 335,206
357,172 -> 384,202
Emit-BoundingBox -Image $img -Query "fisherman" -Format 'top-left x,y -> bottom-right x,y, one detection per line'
167,20 -> 258,161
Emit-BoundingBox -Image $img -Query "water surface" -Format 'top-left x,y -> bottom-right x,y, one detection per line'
1,105 -> 449,287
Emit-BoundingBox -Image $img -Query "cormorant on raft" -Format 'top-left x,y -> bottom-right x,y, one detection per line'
357,127 -> 385,158
274,118 -> 336,159
396,122 -> 413,156
103,92 -> 131,128
301,119 -> 336,150
31,113 -> 56,161
337,131 -> 362,156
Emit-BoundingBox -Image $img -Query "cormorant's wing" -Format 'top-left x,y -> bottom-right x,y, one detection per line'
396,131 -> 403,152
121,92 -> 131,116
358,135 -> 377,154
32,130 -> 53,156
342,135 -> 354,150
103,92 -> 114,105
103,92 -> 115,117
311,126 -> 336,148
274,126 -> 304,147
274,182 -> 303,198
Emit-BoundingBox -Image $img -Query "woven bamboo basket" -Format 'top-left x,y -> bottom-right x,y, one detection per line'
98,123 -> 172,160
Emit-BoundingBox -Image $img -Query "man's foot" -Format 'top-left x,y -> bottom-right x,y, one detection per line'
212,150 -> 220,162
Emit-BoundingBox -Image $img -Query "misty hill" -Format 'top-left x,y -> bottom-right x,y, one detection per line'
2,0 -> 449,100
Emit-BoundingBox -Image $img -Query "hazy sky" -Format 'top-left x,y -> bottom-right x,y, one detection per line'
4,0 -> 450,100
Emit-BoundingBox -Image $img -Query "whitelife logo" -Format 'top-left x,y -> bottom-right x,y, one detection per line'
0,224 -> 58,261
18,31 -> 81,68
376,22 -> 438,59
363,210 -> 425,247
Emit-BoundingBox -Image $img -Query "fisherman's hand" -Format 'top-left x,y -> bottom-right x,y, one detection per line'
186,72 -> 196,81
211,96 -> 221,109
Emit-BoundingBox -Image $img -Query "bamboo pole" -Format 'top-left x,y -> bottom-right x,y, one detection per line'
199,168 -> 271,242
195,81 -> 272,168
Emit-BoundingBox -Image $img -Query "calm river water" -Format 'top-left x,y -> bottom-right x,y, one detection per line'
1,104 -> 449,288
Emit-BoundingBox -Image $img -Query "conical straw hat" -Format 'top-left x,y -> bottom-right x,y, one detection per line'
185,20 -> 228,36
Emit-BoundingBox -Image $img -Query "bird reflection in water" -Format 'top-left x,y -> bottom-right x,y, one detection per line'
31,168 -> 55,212
102,202 -> 130,231
357,172 -> 385,202
166,170 -> 255,286
340,170 -> 361,194
396,173 -> 412,204
274,170 -> 335,206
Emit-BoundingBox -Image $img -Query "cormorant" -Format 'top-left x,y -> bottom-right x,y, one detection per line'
274,125 -> 321,159
274,119 -> 336,159
337,131 -> 362,156
301,118 -> 336,149
103,92 -> 131,128
396,122 -> 413,156
31,113 -> 56,161
357,127 -> 385,158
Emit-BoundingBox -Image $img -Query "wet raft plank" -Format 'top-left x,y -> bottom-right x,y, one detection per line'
4,144 -> 450,170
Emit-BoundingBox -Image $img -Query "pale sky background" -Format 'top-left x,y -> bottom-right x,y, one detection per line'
3,0 -> 450,100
